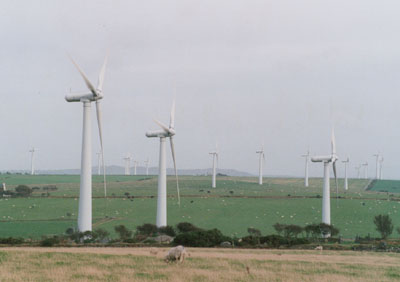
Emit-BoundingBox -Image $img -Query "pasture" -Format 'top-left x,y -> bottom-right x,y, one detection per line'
1,247 -> 400,281
0,174 -> 399,239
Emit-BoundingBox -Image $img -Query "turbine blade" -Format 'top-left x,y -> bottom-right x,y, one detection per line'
153,119 -> 169,132
97,55 -> 108,92
68,55 -> 97,96
333,161 -> 338,204
96,101 -> 107,197
331,128 -> 336,155
170,99 -> 175,129
169,136 -> 180,206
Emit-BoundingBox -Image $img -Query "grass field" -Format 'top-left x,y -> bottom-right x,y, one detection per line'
0,174 -> 399,239
1,247 -> 400,281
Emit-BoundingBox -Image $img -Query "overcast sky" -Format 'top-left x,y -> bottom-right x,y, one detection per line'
0,0 -> 399,179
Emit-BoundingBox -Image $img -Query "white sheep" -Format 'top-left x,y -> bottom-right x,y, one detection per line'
165,245 -> 187,263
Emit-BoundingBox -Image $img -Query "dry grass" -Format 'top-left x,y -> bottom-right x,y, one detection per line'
1,247 -> 400,281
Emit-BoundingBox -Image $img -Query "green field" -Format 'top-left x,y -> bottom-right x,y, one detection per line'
0,174 -> 399,239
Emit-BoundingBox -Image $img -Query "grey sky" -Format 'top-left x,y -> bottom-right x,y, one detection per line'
0,0 -> 399,179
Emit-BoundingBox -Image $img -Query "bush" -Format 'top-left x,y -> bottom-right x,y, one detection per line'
15,185 -> 32,197
283,225 -> 303,239
260,235 -> 288,248
115,225 -> 132,240
92,228 -> 110,242
0,237 -> 24,245
374,214 -> 393,239
173,229 -> 230,247
136,223 -> 158,236
176,222 -> 202,233
40,236 -> 60,247
158,226 -> 176,237
273,223 -> 285,236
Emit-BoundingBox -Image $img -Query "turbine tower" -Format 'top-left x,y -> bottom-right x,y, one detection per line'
311,129 -> 338,235
342,157 -> 349,190
362,162 -> 368,179
145,100 -> 180,227
373,153 -> 380,179
29,147 -> 37,175
379,157 -> 384,179
301,150 -> 310,187
144,158 -> 150,176
256,145 -> 265,185
65,55 -> 107,232
209,144 -> 218,188
123,154 -> 131,175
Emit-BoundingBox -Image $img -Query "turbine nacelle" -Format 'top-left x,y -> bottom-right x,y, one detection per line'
65,92 -> 104,103
146,130 -> 171,138
311,155 -> 337,163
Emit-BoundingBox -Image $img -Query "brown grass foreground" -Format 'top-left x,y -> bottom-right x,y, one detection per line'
1,247 -> 400,281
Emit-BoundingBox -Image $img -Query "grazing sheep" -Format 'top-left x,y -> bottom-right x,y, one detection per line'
165,245 -> 187,263
315,246 -> 323,251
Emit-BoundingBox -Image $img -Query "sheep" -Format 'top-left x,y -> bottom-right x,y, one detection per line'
315,245 -> 323,251
165,245 -> 187,263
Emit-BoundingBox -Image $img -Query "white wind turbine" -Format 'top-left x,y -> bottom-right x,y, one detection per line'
65,55 -> 107,232
311,129 -> 338,233
145,100 -> 180,227
373,153 -> 380,179
355,165 -> 361,179
123,154 -> 131,175
379,157 -> 384,179
29,147 -> 37,175
362,162 -> 368,179
209,144 -> 219,188
301,149 -> 310,187
256,145 -> 265,185
133,160 -> 138,175
144,158 -> 150,176
342,157 -> 349,190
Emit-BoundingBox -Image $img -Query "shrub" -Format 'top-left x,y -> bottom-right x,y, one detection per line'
176,222 -> 202,233
40,236 -> 60,247
273,223 -> 285,236
92,228 -> 110,242
173,229 -> 230,247
374,214 -> 393,239
283,225 -> 303,238
15,185 -> 32,197
0,237 -> 24,245
158,226 -> 176,237
260,235 -> 288,248
115,225 -> 132,240
136,223 -> 158,236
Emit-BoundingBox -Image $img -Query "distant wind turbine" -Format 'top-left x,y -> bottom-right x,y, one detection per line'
355,165 -> 361,179
373,153 -> 380,180
29,147 -> 37,175
145,99 -> 180,227
123,154 -> 131,175
133,160 -> 138,175
379,157 -> 384,180
209,144 -> 219,188
342,157 -> 349,190
362,162 -> 368,179
301,149 -> 310,187
144,158 -> 150,176
256,145 -> 265,185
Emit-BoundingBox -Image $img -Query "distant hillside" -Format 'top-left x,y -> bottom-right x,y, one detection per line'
26,166 -> 255,177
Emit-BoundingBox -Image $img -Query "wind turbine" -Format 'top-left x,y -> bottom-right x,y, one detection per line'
133,160 -> 138,175
256,145 -> 265,185
29,147 -> 37,175
362,162 -> 368,179
145,100 -> 180,227
379,157 -> 384,179
301,149 -> 310,187
355,165 -> 361,179
144,158 -> 150,176
96,151 -> 101,175
311,129 -> 338,234
123,154 -> 131,175
342,157 -> 349,190
209,144 -> 219,188
65,55 -> 107,232
373,153 -> 380,179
